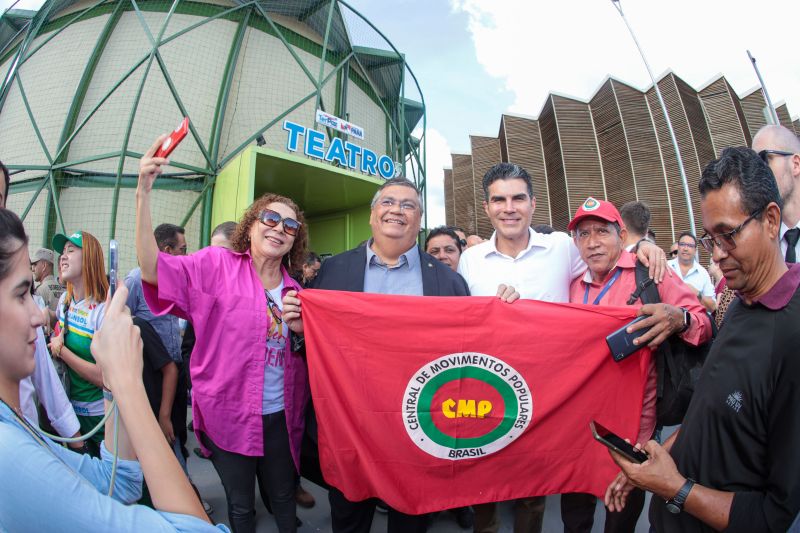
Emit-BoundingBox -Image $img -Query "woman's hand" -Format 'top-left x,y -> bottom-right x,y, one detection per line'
138,135 -> 170,194
282,290 -> 304,335
91,285 -> 143,394
49,331 -> 64,358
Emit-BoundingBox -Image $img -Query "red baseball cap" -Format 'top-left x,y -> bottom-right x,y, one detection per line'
567,197 -> 625,232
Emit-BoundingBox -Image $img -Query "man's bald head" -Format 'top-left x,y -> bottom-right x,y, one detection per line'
752,125 -> 800,154
752,124 -> 800,226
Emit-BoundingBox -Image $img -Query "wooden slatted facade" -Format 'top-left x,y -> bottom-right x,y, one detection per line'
539,97 -> 571,231
443,168 -> 455,227
499,114 -> 551,226
470,136 -> 502,238
552,95 -> 606,229
776,104 -> 793,128
740,89 -> 769,139
590,79 -> 637,209
451,153 -> 476,235
444,75 -> 796,248
699,77 -> 749,156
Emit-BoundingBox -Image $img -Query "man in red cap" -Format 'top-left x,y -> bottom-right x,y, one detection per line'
562,197 -> 712,533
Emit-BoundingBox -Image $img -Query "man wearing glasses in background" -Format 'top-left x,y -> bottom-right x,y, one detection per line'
752,125 -> 800,263
606,146 -> 800,533
667,232 -> 716,313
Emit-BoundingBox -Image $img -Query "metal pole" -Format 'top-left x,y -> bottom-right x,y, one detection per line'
611,0 -> 696,239
747,50 -> 779,125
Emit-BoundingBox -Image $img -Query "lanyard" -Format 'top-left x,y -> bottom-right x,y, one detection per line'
584,268 -> 622,305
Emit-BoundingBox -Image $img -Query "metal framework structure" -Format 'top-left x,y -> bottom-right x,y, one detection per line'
0,0 -> 427,247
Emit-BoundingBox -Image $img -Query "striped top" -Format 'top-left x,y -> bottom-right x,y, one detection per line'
56,294 -> 105,416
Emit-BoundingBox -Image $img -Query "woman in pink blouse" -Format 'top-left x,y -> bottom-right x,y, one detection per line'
136,136 -> 309,533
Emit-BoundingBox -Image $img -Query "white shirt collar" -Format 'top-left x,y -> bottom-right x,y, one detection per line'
484,228 -> 550,260
780,220 -> 800,240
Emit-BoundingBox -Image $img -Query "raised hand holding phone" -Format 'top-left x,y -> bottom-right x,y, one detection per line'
154,117 -> 189,159
138,117 -> 188,193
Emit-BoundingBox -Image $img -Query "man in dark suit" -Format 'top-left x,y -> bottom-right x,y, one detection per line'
283,177 -> 472,533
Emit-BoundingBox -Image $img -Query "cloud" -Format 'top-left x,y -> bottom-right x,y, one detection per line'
411,127 -> 452,228
451,0 -> 800,118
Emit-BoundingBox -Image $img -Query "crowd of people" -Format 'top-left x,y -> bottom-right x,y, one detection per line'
1,123 -> 799,533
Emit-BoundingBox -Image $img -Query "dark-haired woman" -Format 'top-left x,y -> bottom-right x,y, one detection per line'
0,208 -> 222,531
136,136 -> 309,533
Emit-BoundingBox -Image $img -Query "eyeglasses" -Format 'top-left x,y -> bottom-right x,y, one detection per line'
758,149 -> 794,163
259,209 -> 301,236
698,208 -> 763,253
669,250 -> 678,257
677,241 -> 696,249
377,197 -> 419,211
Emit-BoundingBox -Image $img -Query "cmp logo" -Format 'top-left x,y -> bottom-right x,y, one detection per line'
582,197 -> 600,211
402,353 -> 532,460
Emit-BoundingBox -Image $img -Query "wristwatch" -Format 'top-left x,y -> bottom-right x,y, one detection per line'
679,307 -> 691,333
666,478 -> 695,514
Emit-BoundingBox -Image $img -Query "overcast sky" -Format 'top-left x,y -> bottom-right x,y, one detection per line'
5,0 -> 799,227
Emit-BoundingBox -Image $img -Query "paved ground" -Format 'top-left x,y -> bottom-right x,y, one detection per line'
186,416 -> 656,533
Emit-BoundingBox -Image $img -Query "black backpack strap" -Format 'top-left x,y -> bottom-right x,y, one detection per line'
628,261 -> 661,305
628,261 -> 672,399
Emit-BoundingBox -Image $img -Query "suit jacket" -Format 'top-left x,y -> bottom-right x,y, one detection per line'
299,243 -> 470,488
311,243 -> 470,296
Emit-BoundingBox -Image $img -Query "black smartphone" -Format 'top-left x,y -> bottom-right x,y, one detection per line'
605,316 -> 650,362
109,239 -> 119,298
590,420 -> 648,463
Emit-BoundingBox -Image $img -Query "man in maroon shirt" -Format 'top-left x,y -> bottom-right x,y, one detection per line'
561,197 -> 711,533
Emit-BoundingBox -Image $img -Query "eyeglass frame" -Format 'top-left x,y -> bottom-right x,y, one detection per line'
698,208 -> 764,254
758,149 -> 794,163
376,197 -> 419,211
258,209 -> 301,236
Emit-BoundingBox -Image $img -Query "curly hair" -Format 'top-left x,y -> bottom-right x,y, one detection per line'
230,193 -> 308,276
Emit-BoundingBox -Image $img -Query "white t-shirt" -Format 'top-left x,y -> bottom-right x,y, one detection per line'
262,281 -> 287,415
458,228 -> 585,302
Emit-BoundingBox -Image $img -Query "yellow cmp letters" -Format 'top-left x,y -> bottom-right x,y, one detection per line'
442,399 -> 493,419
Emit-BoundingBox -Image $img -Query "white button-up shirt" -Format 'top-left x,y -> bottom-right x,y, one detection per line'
458,228 -> 585,302
667,258 -> 715,298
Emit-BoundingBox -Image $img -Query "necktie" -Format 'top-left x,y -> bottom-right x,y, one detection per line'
785,228 -> 800,263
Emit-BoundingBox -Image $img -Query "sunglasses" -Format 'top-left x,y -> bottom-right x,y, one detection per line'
258,209 -> 301,236
669,250 -> 678,257
758,149 -> 794,163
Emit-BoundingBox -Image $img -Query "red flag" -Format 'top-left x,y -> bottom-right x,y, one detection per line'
301,290 -> 650,515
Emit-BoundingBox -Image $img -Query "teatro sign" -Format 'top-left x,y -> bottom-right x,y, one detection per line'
283,119 -> 396,180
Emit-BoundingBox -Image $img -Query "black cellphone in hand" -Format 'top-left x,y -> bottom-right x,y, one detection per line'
590,420 -> 648,463
606,316 -> 649,362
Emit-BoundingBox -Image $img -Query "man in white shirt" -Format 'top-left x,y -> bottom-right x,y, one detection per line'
458,162 -> 668,533
752,125 -> 800,263
667,231 -> 716,312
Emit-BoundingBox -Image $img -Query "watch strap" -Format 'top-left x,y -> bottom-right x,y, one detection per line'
666,478 -> 695,513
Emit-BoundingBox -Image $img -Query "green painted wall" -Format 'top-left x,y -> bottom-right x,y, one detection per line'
211,147 -> 255,228
307,204 -> 371,256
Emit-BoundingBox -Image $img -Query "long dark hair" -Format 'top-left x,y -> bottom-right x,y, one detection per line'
0,208 -> 28,284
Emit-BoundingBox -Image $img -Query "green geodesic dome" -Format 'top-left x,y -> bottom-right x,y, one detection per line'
0,0 -> 426,274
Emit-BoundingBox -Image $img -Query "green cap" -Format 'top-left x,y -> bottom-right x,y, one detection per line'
52,231 -> 83,254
